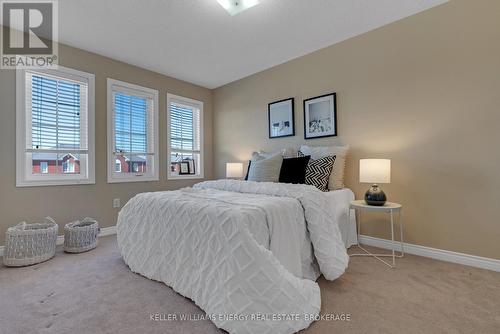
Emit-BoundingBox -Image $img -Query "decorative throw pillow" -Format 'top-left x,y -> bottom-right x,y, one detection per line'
299,145 -> 348,190
258,147 -> 298,159
304,155 -> 336,191
247,152 -> 283,182
278,156 -> 311,184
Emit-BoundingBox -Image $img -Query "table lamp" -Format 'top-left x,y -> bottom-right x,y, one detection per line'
359,159 -> 391,206
226,163 -> 244,179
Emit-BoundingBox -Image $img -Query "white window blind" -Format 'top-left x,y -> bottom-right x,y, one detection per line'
16,67 -> 95,187
170,102 -> 201,152
113,92 -> 153,156
27,72 -> 88,153
167,94 -> 203,179
107,79 -> 159,183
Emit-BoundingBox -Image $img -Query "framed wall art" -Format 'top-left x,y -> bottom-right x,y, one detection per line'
268,98 -> 295,139
303,93 -> 337,139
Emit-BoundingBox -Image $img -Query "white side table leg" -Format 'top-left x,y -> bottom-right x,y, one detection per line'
356,209 -> 361,246
390,210 -> 395,267
400,209 -> 405,256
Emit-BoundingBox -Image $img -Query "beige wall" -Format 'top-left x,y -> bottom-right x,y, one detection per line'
0,40 -> 213,241
213,0 -> 500,259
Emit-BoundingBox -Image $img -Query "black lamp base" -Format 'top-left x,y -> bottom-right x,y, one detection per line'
364,184 -> 387,206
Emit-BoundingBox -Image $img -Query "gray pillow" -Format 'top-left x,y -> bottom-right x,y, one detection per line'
247,152 -> 283,182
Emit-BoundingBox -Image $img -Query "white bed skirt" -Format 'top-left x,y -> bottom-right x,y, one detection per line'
324,188 -> 358,248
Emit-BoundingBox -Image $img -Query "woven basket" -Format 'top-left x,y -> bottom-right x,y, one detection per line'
3,217 -> 58,267
64,218 -> 99,253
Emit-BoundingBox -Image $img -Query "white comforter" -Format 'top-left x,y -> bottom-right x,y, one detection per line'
117,180 -> 349,334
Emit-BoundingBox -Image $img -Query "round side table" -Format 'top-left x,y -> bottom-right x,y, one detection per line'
349,200 -> 404,268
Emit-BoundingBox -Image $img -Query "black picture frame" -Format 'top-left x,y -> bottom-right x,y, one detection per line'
184,158 -> 195,175
268,97 -> 295,139
303,93 -> 337,139
179,161 -> 190,175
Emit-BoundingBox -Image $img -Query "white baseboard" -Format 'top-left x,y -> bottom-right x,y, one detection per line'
0,225 -> 117,257
358,235 -> 500,273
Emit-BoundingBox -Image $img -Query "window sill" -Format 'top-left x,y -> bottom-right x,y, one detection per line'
16,178 -> 96,187
107,175 -> 159,184
167,175 -> 205,181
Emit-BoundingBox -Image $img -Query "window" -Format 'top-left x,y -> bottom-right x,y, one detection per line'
62,160 -> 75,173
167,94 -> 204,179
40,162 -> 48,174
115,159 -> 122,172
16,67 -> 95,187
107,79 -> 159,183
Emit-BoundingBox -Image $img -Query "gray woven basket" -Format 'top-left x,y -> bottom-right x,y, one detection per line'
3,217 -> 58,267
64,218 -> 99,253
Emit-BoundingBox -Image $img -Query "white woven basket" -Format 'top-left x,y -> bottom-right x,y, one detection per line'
3,217 -> 58,267
64,218 -> 99,253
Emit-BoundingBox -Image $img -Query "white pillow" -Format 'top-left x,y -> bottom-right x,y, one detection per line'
258,147 -> 298,159
247,152 -> 283,182
299,145 -> 349,190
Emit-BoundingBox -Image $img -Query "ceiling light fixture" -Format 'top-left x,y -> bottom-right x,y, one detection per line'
216,0 -> 260,16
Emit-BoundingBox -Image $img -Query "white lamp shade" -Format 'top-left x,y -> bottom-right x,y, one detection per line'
226,163 -> 244,178
359,159 -> 391,184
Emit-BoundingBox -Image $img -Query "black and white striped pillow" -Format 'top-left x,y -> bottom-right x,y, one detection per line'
299,152 -> 336,191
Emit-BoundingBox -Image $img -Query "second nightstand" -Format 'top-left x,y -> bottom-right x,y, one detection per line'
349,200 -> 404,268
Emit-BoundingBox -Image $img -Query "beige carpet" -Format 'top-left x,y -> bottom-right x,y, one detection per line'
1,236 -> 499,334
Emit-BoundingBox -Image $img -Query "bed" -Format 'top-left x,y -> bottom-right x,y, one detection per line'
117,180 -> 357,334
324,188 -> 358,249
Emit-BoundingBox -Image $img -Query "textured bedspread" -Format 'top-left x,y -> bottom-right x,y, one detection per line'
117,180 -> 348,334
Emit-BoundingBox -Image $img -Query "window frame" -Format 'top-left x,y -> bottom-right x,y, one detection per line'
167,93 -> 204,180
16,66 -> 95,187
107,78 -> 159,183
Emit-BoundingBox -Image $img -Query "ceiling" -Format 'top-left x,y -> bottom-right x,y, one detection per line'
48,0 -> 446,88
